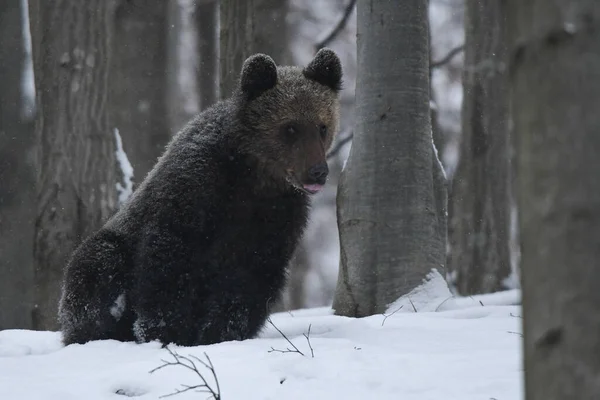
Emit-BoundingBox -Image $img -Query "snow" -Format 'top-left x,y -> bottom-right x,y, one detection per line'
110,294 -> 127,321
20,0 -> 35,120
114,128 -> 134,206
431,132 -> 447,180
0,290 -> 522,400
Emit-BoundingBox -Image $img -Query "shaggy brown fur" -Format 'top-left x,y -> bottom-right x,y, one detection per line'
58,49 -> 343,346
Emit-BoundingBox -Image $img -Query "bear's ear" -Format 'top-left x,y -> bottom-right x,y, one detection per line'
240,54 -> 278,100
303,48 -> 343,92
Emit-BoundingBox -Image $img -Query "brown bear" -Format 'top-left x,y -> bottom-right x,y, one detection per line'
58,48 -> 343,346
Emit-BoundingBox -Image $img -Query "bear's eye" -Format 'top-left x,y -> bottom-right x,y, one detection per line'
319,125 -> 328,140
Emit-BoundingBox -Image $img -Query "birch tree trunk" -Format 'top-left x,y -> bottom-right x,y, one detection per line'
0,0 -> 35,329
110,0 -> 170,184
448,0 -> 511,295
506,1 -> 600,398
29,0 -> 118,330
333,0 -> 446,317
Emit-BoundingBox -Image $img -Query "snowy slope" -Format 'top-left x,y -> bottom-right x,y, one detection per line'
0,290 -> 522,400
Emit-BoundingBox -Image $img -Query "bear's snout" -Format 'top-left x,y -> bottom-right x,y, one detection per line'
307,162 -> 328,185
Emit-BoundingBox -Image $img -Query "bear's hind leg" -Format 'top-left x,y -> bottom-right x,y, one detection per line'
131,228 -> 203,346
59,230 -> 135,345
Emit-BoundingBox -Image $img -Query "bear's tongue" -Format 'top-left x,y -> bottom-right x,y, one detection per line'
303,183 -> 323,194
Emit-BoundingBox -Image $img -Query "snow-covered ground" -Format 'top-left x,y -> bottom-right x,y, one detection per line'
0,287 -> 523,400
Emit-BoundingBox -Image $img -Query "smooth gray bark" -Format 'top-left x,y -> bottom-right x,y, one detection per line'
333,0 -> 446,317
0,0 -> 35,329
29,0 -> 118,330
110,0 -> 171,184
506,1 -> 600,398
448,0 -> 511,295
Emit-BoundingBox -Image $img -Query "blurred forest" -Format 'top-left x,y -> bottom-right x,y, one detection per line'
2,1 -> 600,397
1,0 -> 470,330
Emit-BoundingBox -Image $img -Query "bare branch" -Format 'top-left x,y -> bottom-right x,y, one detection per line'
302,324 -> 315,358
327,132 -> 353,160
267,317 -> 305,356
315,0 -> 357,52
430,44 -> 465,69
150,346 -> 221,400
267,317 -> 316,358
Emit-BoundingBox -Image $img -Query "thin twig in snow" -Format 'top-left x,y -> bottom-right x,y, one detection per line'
315,0 -> 357,52
434,296 -> 455,312
303,324 -> 315,358
469,296 -> 485,306
381,305 -> 404,326
149,346 -> 221,399
267,317 -> 305,356
408,298 -> 418,313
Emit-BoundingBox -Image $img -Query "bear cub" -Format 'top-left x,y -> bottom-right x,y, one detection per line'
58,49 -> 343,346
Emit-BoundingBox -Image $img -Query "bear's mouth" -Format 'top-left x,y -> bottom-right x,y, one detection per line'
286,174 -> 323,195
302,183 -> 324,194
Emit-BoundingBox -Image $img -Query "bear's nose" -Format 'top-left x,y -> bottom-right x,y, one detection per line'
307,162 -> 329,185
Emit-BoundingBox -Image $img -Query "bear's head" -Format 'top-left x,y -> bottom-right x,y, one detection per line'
234,48 -> 343,195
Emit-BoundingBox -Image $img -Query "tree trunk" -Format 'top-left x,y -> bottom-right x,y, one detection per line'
166,0 -> 199,132
220,0 -> 305,311
219,0 -> 252,99
219,0 -> 290,100
0,0 -> 35,329
253,0 -> 291,65
110,0 -> 170,185
195,0 -> 219,110
506,1 -> 600,399
29,0 -> 118,330
448,0 -> 511,295
333,0 -> 446,317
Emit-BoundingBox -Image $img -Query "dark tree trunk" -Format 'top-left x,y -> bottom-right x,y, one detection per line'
110,0 -> 170,185
0,0 -> 35,329
333,0 -> 446,317
506,1 -> 600,398
448,0 -> 511,295
195,0 -> 219,110
219,0 -> 290,100
29,0 -> 118,330
219,0 -> 304,311
219,0 -> 252,99
253,0 -> 291,65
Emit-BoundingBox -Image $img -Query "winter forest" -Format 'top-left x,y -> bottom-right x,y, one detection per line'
1,0 -> 599,399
